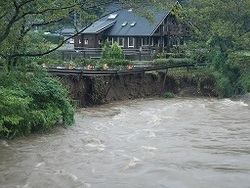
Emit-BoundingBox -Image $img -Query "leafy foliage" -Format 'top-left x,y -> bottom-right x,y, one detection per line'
101,41 -> 125,60
183,0 -> 250,97
101,40 -> 111,59
0,70 -> 74,139
108,42 -> 125,60
99,59 -> 132,70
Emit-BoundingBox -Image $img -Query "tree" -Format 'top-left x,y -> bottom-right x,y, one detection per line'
183,0 -> 250,97
0,0 -> 174,72
184,0 -> 250,54
0,1 -> 113,71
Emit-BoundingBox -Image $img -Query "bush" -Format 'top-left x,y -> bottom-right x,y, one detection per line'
108,42 -> 125,60
99,59 -> 132,70
101,41 -> 125,60
164,92 -> 175,98
43,34 -> 64,44
0,87 -> 32,138
101,40 -> 111,59
212,71 -> 233,98
0,70 -> 74,139
152,58 -> 193,66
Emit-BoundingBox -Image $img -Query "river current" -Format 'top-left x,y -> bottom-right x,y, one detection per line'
1,95 -> 250,188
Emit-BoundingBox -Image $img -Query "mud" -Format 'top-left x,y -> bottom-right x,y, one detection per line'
58,71 -> 216,107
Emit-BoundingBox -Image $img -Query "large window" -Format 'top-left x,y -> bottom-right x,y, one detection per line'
108,37 -> 114,45
141,37 -> 153,46
84,38 -> 88,45
128,37 -> 135,48
118,37 -> 124,47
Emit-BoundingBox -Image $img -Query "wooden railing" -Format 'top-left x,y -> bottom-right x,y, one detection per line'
47,63 -> 196,77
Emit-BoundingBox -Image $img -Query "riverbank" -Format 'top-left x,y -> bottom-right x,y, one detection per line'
61,69 -> 217,107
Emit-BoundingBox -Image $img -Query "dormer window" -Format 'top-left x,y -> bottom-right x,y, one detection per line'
130,21 -> 136,27
108,13 -> 118,20
122,21 -> 127,27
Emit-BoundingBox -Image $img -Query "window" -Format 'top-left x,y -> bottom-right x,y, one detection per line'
165,25 -> 169,32
141,37 -> 154,46
128,37 -> 135,48
108,37 -> 113,45
84,38 -> 88,45
118,37 -> 124,47
130,21 -> 136,27
151,38 -> 154,46
122,21 -> 128,27
141,37 -> 150,46
108,13 -> 118,20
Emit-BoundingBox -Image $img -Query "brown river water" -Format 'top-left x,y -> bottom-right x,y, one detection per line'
1,95 -> 250,188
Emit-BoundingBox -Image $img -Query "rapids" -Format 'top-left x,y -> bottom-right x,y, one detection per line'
1,95 -> 250,188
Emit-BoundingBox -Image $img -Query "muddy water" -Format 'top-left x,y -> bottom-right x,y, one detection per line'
1,95 -> 250,188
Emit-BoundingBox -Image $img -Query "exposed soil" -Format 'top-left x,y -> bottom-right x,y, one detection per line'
59,71 -> 216,107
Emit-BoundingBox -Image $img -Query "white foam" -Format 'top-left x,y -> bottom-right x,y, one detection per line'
1,140 -> 9,147
35,162 -> 45,168
122,157 -> 140,170
143,129 -> 156,138
85,143 -> 106,151
141,146 -> 157,152
222,99 -> 248,107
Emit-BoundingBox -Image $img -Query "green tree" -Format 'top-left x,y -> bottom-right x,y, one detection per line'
0,0 -> 118,71
185,0 -> 250,54
0,69 -> 74,139
0,0 -> 173,72
108,42 -> 125,60
183,0 -> 250,97
101,40 -> 111,59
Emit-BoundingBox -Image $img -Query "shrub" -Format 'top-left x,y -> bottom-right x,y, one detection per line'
0,87 -> 32,138
99,59 -> 132,70
101,40 -> 111,59
164,92 -> 175,98
43,34 -> 64,44
0,70 -> 74,139
152,58 -> 193,66
108,42 -> 125,60
157,52 -> 166,59
101,41 -> 125,60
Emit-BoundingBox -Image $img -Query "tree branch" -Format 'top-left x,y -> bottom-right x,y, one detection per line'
10,27 -> 87,59
0,1 -> 20,43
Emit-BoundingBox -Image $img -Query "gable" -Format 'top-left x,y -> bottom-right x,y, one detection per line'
104,9 -> 169,36
82,3 -> 174,37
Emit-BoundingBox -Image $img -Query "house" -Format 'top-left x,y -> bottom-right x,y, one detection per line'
57,27 -> 76,44
74,1 -> 189,58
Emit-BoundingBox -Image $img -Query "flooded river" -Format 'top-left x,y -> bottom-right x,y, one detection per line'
1,95 -> 250,188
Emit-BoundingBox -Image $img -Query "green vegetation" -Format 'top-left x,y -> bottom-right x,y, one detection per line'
182,0 -> 250,97
164,92 -> 175,99
0,0 -> 249,138
99,40 -> 132,70
0,68 -> 74,139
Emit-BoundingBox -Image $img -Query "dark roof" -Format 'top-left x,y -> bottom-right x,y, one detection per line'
59,28 -> 75,35
83,19 -> 116,34
82,3 -> 173,36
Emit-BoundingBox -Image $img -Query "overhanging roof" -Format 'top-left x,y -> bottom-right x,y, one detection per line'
82,19 -> 116,34
82,2 -> 175,36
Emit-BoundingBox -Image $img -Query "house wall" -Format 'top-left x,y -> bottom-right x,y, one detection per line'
75,10 -> 190,53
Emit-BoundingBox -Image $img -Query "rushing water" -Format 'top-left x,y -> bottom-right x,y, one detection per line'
1,95 -> 250,188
